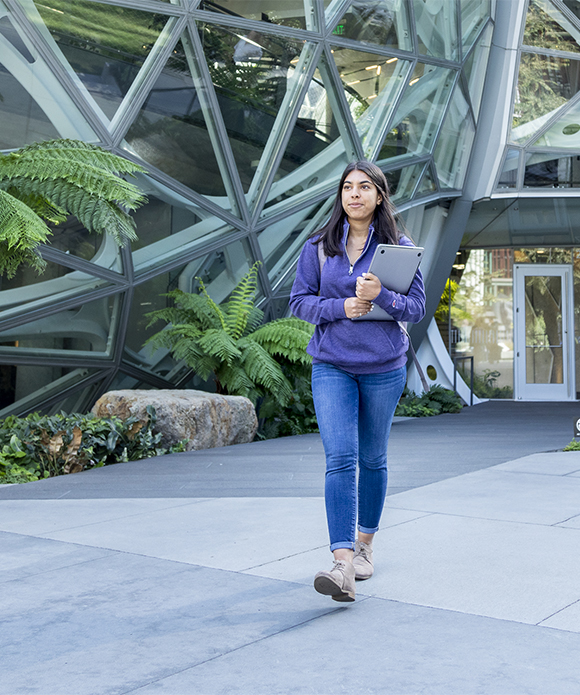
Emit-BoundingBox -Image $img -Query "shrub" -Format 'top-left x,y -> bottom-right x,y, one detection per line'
563,440 -> 580,451
395,385 -> 463,417
0,406 -> 186,483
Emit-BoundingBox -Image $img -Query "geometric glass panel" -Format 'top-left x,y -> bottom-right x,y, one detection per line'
460,0 -> 491,55
434,83 -> 475,189
463,22 -> 492,121
196,22 -> 305,194
331,47 -> 412,125
511,53 -> 580,144
386,164 -> 424,204
197,0 -> 312,31
415,164 -> 438,196
33,0 -> 168,121
0,61 -> 60,149
331,1 -> 413,52
377,64 -> 456,162
530,96 -> 580,148
497,148 -> 520,189
123,39 -> 228,200
524,152 -> 580,188
263,66 -> 345,211
413,0 -> 459,61
523,0 -> 580,53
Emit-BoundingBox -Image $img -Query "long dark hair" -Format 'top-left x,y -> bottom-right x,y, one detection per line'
311,160 -> 400,256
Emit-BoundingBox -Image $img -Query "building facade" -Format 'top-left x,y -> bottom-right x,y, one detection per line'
0,0 -> 577,414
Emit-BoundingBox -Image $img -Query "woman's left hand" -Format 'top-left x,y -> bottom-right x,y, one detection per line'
356,272 -> 381,301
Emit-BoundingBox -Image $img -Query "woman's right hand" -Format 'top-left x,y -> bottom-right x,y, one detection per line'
344,296 -> 372,319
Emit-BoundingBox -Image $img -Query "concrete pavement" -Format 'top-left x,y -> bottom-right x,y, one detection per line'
1,401 -> 580,694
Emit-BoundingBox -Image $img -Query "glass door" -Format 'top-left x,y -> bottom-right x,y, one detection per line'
513,264 -> 575,400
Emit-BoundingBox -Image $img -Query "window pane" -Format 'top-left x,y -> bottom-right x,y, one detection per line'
33,0 -> 168,120
413,0 -> 459,61
415,165 -> 437,196
525,275 -> 563,384
523,0 -> 580,53
524,153 -> 580,188
331,0 -> 413,52
196,22 -> 304,194
497,148 -> 520,189
530,97 -> 580,148
463,22 -> 492,121
434,84 -> 474,189
124,39 -> 228,200
512,53 -> 580,145
460,0 -> 490,54
0,60 -> 59,148
386,164 -> 424,204
378,64 -> 456,161
198,1 -> 313,31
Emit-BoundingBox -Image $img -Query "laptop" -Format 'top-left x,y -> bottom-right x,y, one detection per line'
352,244 -> 424,321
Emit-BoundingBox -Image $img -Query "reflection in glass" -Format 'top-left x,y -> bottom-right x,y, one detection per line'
197,22 -> 304,194
497,148 -> 520,189
525,275 -> 563,383
331,48 -> 411,125
124,40 -> 227,199
386,164 -> 423,204
523,0 -> 580,53
452,249 -> 514,398
378,64 -> 455,161
524,153 -> 580,188
415,165 -> 437,196
531,98 -> 580,148
460,0 -> 490,54
413,0 -> 459,61
33,0 -> 167,120
0,61 -> 60,149
512,53 -> 580,144
198,0 -> 312,31
463,22 -> 492,121
434,83 -> 474,189
332,1 -> 412,52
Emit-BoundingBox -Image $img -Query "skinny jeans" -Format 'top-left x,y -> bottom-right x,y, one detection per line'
311,362 -> 406,552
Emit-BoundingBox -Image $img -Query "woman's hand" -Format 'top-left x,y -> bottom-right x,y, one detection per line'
344,296 -> 372,319
356,272 -> 381,301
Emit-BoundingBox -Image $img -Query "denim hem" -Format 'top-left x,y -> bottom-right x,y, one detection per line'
358,524 -> 379,534
330,541 -> 355,552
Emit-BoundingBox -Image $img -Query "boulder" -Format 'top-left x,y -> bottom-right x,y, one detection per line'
92,390 -> 258,451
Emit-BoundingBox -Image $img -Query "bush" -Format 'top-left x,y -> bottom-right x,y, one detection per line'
0,406 -> 186,484
395,385 -> 463,417
563,440 -> 580,451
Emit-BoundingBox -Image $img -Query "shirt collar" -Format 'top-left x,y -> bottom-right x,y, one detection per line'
342,219 -> 375,246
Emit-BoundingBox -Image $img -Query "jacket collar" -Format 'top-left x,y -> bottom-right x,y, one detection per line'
342,219 -> 375,250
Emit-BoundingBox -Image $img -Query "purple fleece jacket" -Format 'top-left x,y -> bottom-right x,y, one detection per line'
289,223 -> 426,374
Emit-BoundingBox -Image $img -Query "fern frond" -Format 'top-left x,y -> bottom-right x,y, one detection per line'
215,362 -> 255,400
244,306 -> 265,335
171,290 -> 223,330
250,318 -> 314,364
196,329 -> 242,365
0,189 -> 50,277
0,139 -> 146,177
5,186 -> 67,225
196,277 -> 227,330
223,261 -> 261,339
238,338 -> 292,405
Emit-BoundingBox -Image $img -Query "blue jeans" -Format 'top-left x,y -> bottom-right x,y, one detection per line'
311,363 -> 406,552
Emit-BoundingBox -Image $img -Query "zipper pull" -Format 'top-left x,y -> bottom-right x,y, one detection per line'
349,264 -> 353,275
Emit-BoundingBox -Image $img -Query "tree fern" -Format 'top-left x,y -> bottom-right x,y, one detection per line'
0,138 -> 147,277
145,261 -> 313,407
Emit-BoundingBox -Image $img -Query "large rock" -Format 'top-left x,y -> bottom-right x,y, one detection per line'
92,390 -> 258,451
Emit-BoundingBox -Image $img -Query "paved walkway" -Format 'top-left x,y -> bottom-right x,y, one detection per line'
1,401 -> 580,694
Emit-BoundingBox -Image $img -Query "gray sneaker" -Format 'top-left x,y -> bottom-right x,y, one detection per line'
352,540 -> 373,580
314,560 -> 356,602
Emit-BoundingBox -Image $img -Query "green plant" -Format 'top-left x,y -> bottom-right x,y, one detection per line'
395,385 -> 463,417
145,261 -> 314,406
0,407 -> 186,483
434,279 -> 459,323
0,139 -> 147,277
468,369 -> 513,399
563,440 -> 580,451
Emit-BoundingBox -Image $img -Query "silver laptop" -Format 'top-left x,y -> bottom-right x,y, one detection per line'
353,244 -> 424,321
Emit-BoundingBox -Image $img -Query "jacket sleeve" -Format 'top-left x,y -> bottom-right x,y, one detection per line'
289,241 -> 346,325
372,236 -> 426,323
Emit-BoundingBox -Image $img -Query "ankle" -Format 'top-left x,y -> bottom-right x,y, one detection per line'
333,548 -> 354,563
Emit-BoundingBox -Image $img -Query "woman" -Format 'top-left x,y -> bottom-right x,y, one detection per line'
289,160 -> 426,602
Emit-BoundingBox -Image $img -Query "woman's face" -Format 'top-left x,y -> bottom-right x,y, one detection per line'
341,169 -> 382,227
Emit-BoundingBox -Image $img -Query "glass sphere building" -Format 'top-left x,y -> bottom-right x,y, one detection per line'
1,0 -> 580,414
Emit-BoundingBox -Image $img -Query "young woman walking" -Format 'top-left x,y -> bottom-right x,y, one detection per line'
289,160 -> 426,602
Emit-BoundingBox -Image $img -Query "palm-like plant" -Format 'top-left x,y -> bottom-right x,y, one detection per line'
0,138 -> 147,277
145,262 -> 314,405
